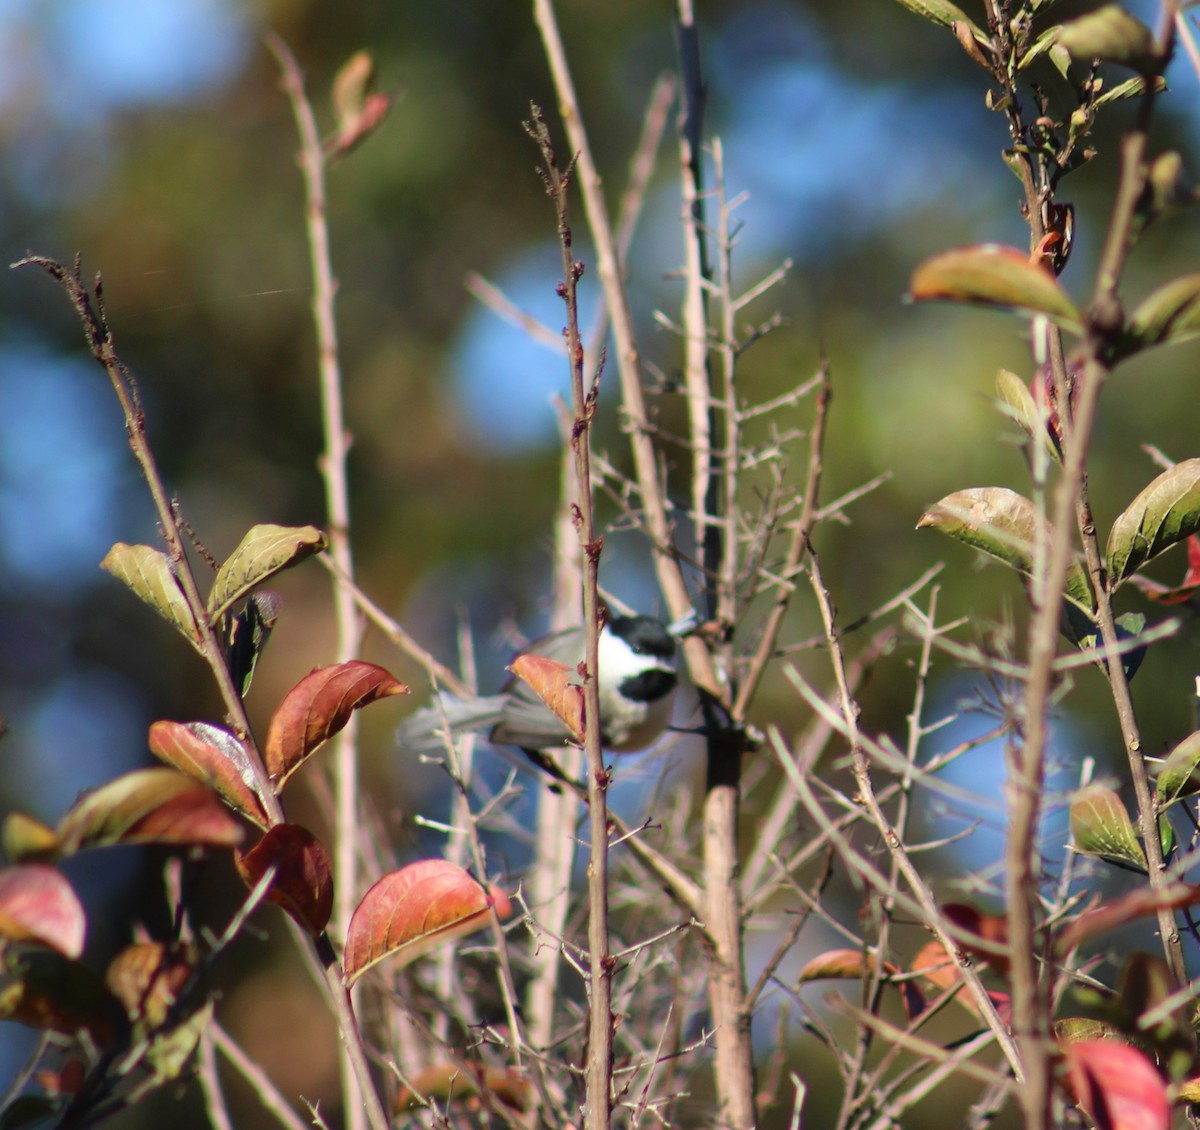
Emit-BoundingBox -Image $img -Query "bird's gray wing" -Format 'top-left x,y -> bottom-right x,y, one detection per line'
396,693 -> 508,754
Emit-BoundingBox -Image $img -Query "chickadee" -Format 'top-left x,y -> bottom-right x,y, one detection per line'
397,615 -> 679,762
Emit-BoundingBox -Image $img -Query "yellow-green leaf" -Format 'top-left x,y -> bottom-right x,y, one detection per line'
1120,275 -> 1200,358
1155,730 -> 1200,809
892,0 -> 986,42
207,524 -> 326,621
1070,785 -> 1146,871
909,244 -> 1082,332
101,543 -> 202,651
1054,5 -> 1157,72
1106,459 -> 1200,585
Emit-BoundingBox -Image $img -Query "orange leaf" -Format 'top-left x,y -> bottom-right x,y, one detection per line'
236,823 -> 333,935
397,1063 -> 531,1113
265,661 -> 409,789
911,939 -> 1009,1023
105,941 -> 192,1027
797,947 -> 924,1021
343,860 -> 511,987
1063,1040 -> 1170,1130
0,865 -> 85,959
507,653 -> 585,743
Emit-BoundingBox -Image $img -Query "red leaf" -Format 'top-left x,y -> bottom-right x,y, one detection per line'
943,902 -> 1010,973
1127,534 -> 1200,604
0,865 -> 86,959
507,653 -> 585,743
1063,1040 -> 1170,1130
0,951 -> 120,1043
148,720 -> 269,829
343,860 -> 511,987
265,662 -> 409,789
55,768 -> 244,854
1057,884 -> 1200,956
236,823 -> 334,935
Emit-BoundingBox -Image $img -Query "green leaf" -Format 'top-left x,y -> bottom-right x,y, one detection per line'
1106,459 -> 1200,585
1117,275 -> 1200,359
1070,785 -> 1147,871
1093,73 -> 1166,108
908,244 -> 1082,332
1155,730 -> 1200,809
1018,25 -> 1065,71
995,368 -> 1060,462
207,524 -> 326,622
100,543 -> 203,652
225,590 -> 282,697
1062,610 -> 1148,681
1055,5 -> 1158,72
917,487 -> 1095,612
995,368 -> 1038,433
891,0 -> 986,41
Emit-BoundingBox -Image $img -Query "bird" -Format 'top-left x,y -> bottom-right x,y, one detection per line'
396,615 -> 680,767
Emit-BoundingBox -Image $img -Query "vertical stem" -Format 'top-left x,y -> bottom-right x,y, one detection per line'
526,107 -> 612,1129
265,35 -> 368,1130
532,0 -> 721,701
675,8 -> 755,1127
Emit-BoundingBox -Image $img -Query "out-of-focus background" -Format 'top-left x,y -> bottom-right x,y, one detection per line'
3,0 -> 1200,1124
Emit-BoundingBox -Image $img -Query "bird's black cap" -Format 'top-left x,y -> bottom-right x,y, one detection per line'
609,615 -> 676,661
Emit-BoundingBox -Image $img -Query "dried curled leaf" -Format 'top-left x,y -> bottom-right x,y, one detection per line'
105,941 -> 192,1030
148,720 -> 270,829
507,653 -> 586,744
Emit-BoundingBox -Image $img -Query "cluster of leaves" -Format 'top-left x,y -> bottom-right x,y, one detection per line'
891,0 -> 1200,1125
0,521 -> 510,1125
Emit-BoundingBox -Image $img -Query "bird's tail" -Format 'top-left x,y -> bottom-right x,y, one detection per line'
395,693 -> 508,755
